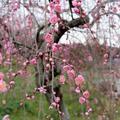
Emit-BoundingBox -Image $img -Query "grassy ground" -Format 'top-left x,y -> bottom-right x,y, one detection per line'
0,67 -> 120,120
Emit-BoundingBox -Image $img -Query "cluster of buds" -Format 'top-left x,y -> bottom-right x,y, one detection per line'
63,64 -> 85,86
72,0 -> 82,7
62,63 -> 92,114
43,1 -> 62,43
49,0 -> 61,25
79,90 -> 92,115
52,43 -> 62,53
49,96 -> 60,109
72,0 -> 82,14
49,0 -> 62,13
37,86 -> 47,94
72,0 -> 86,18
30,58 -> 37,65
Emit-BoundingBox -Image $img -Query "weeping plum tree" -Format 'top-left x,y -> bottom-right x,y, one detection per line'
0,0 -> 120,120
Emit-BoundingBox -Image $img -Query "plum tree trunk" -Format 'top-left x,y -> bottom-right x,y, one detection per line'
35,63 -> 70,120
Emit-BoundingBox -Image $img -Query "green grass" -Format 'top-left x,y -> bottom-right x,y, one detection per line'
1,81 -> 120,120
1,66 -> 120,120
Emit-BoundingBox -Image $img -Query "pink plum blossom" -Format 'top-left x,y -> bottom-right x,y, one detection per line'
59,75 -> 65,84
88,108 -> 92,113
72,0 -> 81,7
46,64 -> 51,69
72,0 -> 78,7
88,56 -> 93,62
54,4 -> 61,13
51,102 -> 57,107
104,53 -> 109,58
38,87 -> 46,94
67,69 -> 76,79
0,80 -> 7,93
55,97 -> 60,103
0,72 -> 4,80
83,90 -> 90,99
75,87 -> 80,93
77,2 -> 82,7
63,65 -> 71,72
49,2 -> 54,9
30,58 -> 37,65
44,33 -> 53,43
75,75 -> 85,86
52,43 -> 58,52
72,7 -> 80,14
2,114 -> 10,120
49,15 -> 59,24
79,96 -> 86,104
83,24 -> 89,28
62,59 -> 67,63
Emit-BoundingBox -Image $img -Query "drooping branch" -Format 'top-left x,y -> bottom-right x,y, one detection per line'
1,2 -> 89,119
90,11 -> 120,27
89,0 -> 119,21
90,0 -> 119,14
33,11 -> 89,120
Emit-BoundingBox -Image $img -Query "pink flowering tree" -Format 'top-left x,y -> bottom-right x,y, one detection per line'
0,0 -> 120,119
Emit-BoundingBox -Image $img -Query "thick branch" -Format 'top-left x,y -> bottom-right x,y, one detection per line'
54,16 -> 89,43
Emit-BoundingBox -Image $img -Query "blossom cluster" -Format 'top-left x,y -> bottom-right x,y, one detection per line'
72,0 -> 82,14
0,72 -> 7,93
49,0 -> 62,24
72,0 -> 86,18
59,63 -> 92,113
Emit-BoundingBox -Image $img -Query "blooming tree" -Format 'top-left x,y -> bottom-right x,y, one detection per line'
0,0 -> 120,119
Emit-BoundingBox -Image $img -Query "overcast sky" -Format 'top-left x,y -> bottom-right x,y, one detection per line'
0,0 -> 120,47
